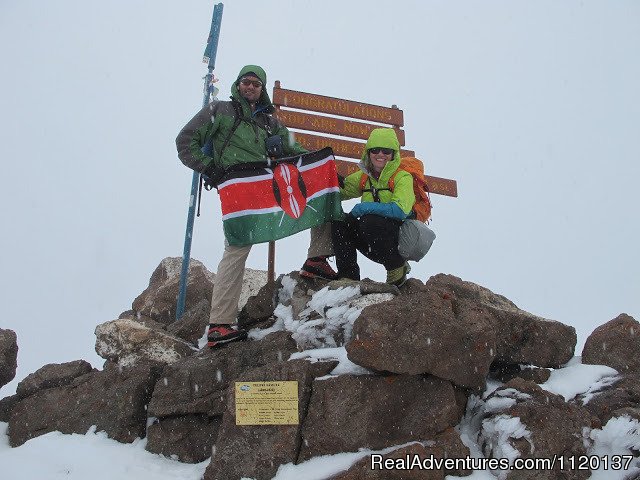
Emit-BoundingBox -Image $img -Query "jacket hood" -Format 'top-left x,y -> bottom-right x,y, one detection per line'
361,127 -> 402,175
231,64 -> 274,113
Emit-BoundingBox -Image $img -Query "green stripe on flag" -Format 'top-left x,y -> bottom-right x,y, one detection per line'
223,192 -> 342,246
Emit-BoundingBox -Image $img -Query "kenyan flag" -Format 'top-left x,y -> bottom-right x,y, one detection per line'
218,147 -> 342,246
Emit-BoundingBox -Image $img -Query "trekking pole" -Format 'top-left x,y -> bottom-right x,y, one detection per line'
176,3 -> 224,321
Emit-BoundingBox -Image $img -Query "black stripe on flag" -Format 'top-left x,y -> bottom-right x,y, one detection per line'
220,147 -> 334,182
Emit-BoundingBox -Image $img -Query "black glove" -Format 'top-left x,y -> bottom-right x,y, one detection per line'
265,135 -> 284,159
202,164 -> 225,189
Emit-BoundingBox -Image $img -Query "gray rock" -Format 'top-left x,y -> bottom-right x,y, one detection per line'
166,298 -> 210,345
426,274 -> 576,368
16,360 -> 94,398
118,310 -> 165,327
582,314 -> 640,373
279,271 -> 318,320
610,406 -> 640,423
0,394 -> 19,422
0,328 -> 18,388
204,359 -> 337,480
132,257 -> 215,325
8,362 -> 160,447
95,318 -> 196,367
119,309 -> 137,319
237,280 -> 278,330
236,268 -> 270,315
480,378 -> 594,480
490,363 -> 552,384
576,373 -> 640,425
399,277 -> 429,295
299,374 -> 461,461
323,277 -> 399,297
346,289 -> 496,390
146,414 -> 222,463
147,331 -> 298,418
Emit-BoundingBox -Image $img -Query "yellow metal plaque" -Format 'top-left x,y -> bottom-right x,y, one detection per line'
235,381 -> 299,426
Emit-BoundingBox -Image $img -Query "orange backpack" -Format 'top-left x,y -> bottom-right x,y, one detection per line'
359,157 -> 432,223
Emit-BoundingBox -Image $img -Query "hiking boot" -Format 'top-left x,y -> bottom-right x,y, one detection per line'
207,323 -> 248,348
300,256 -> 338,280
386,263 -> 411,287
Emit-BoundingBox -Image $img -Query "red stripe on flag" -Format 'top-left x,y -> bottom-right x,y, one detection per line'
219,178 -> 276,216
302,158 -> 339,195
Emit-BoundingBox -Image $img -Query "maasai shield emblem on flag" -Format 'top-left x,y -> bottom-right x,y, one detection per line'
218,147 -> 342,246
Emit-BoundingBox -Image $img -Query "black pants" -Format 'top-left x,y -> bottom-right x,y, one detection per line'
331,214 -> 405,280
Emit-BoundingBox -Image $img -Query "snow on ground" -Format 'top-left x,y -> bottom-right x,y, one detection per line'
289,346 -> 373,376
589,415 -> 640,479
540,358 -> 619,401
272,441 -> 420,480
0,423 -> 208,480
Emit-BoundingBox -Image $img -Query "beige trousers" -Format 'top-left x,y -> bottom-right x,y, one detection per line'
209,223 -> 333,325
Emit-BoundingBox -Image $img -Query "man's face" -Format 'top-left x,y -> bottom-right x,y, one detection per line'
238,75 -> 263,104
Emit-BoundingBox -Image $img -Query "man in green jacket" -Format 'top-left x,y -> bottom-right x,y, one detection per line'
176,65 -> 336,347
334,128 -> 415,286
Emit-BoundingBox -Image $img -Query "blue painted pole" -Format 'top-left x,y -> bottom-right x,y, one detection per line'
176,3 -> 224,320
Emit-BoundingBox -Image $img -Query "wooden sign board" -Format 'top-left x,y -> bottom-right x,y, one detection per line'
276,109 -> 406,145
273,86 -> 404,126
273,81 -> 458,198
425,175 -> 459,197
294,132 -> 415,161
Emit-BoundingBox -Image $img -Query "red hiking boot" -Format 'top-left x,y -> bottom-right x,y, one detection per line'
207,324 -> 248,348
300,256 -> 338,280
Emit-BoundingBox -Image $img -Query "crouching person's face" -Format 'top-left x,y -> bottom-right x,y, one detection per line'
368,147 -> 394,175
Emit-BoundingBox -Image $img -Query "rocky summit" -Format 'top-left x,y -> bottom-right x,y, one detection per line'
1,257 -> 638,479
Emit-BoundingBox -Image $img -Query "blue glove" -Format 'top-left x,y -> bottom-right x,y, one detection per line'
349,202 -> 407,220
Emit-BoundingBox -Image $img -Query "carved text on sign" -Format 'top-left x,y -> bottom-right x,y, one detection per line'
283,93 -> 393,123
277,109 -> 406,145
274,87 -> 404,126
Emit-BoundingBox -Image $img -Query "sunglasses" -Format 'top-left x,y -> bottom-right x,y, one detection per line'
239,78 -> 263,88
368,147 -> 394,155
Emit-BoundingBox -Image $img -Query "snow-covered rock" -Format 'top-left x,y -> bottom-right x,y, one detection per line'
95,318 -> 196,367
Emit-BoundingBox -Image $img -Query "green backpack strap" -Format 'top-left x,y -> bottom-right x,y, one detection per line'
201,100 -> 243,194
215,99 -> 243,159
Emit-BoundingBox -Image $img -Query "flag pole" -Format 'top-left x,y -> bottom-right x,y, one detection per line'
176,3 -> 224,321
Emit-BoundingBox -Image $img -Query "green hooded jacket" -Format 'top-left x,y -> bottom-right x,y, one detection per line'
176,65 -> 306,174
340,128 -> 415,216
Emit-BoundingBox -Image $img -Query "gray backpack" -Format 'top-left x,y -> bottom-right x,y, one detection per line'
398,219 -> 436,262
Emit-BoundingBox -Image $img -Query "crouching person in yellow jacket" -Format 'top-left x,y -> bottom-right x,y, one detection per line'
333,128 -> 415,286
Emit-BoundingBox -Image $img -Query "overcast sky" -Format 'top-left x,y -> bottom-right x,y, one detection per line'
1,0 -> 638,394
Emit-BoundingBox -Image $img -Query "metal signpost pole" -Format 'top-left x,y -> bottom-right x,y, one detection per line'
176,3 -> 224,320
